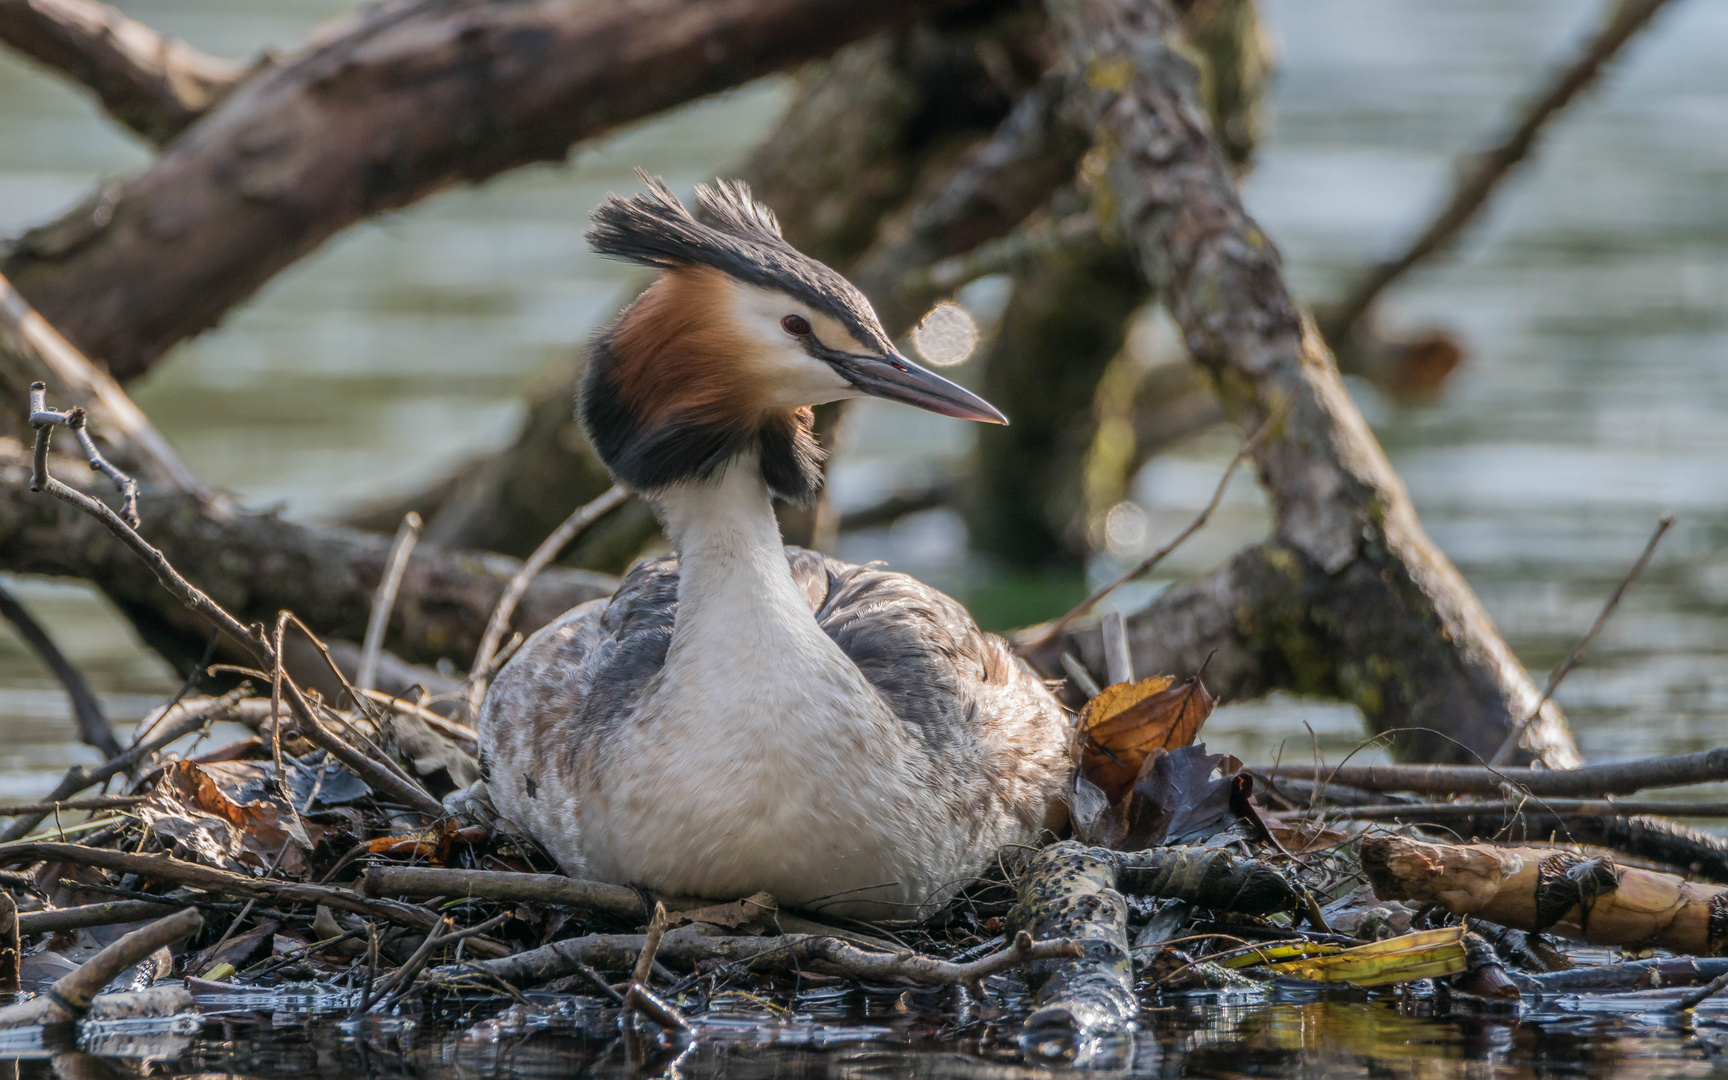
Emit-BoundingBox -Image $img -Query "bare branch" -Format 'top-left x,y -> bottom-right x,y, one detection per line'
466,483 -> 629,715
6,0 -> 1000,384
1324,0 -> 1680,344
0,0 -> 241,144
1041,0 -> 1580,766
356,512 -> 421,693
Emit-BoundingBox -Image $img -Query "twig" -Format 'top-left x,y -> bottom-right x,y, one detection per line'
16,899 -> 181,935
1018,398 -> 1290,655
29,382 -> 140,527
632,902 -> 668,986
26,385 -> 444,816
465,483 -> 629,716
1100,610 -> 1132,686
373,912 -> 510,1011
29,382 -> 267,654
1277,798 -> 1728,821
0,841 -> 508,957
1671,969 -> 1728,1012
358,865 -> 644,920
1324,0 -> 1681,344
0,685 -> 248,843
0,795 -> 145,817
0,582 -> 120,757
357,512 -> 422,692
430,925 -> 1084,989
1489,514 -> 1674,765
1263,746 -> 1728,798
624,982 -> 691,1032
1,275 -> 200,490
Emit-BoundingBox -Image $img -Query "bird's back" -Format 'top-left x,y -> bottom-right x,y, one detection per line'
476,547 -> 1072,911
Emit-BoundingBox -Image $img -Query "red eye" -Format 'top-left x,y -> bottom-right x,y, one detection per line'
781,314 -> 813,337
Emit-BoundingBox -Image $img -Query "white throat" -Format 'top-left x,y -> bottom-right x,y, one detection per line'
654,455 -> 825,668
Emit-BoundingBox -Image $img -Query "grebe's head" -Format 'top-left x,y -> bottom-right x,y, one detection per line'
580,173 -> 1004,505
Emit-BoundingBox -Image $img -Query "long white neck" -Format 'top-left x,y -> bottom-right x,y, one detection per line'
652,456 -> 841,686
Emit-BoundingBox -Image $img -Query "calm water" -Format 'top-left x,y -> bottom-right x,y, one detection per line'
1,0 -> 1726,1074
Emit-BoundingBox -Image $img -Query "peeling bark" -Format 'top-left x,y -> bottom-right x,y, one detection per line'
1035,0 -> 1579,766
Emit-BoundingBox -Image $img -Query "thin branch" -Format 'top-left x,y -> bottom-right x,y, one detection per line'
466,483 -> 628,715
0,794 -> 141,816
0,579 -> 119,757
1324,0 -> 1680,343
1488,513 -> 1673,765
0,840 -> 508,957
1263,745 -> 1728,798
29,382 -> 261,650
1017,398 -> 1290,656
357,512 -> 421,692
1277,799 -> 1728,821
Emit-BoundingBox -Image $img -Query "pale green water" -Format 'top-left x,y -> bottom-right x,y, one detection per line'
0,0 -> 1726,1073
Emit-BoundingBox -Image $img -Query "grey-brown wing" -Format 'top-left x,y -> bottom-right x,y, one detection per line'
788,549 -> 1065,754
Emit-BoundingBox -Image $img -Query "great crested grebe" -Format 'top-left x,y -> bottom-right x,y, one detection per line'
459,176 -> 1072,920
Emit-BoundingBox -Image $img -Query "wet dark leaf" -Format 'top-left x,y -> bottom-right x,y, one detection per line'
1073,743 -> 1245,850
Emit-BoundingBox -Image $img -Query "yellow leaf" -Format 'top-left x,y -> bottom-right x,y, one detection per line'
1261,926 -> 1468,987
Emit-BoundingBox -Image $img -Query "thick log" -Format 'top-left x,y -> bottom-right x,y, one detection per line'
0,0 -> 241,144
1034,0 -> 1579,766
0,442 -> 614,671
1362,834 -> 1728,957
5,0 -> 997,384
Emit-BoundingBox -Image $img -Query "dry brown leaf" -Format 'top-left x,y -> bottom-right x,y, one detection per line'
1078,674 -> 1215,802
666,892 -> 778,931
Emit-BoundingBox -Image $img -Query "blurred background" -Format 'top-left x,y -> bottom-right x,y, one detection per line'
0,0 -> 1725,800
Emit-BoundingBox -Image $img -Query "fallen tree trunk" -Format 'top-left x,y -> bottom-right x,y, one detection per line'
0,442 -> 614,672
1031,0 -> 1579,766
5,0 -> 998,383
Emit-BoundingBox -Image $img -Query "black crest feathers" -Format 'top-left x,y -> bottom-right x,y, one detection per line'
586,171 -> 891,356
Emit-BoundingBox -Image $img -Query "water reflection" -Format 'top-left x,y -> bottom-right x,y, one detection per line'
1,989 -> 1725,1079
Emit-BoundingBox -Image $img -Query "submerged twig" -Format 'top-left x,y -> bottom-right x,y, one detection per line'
1489,514 -> 1673,765
357,511 -> 422,693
